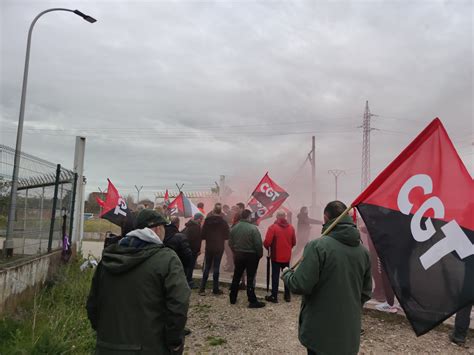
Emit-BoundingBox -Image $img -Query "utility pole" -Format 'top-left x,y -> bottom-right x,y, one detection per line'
97,186 -> 107,237
134,185 -> 143,204
72,136 -> 86,252
328,169 -> 345,200
310,136 -> 316,216
361,101 -> 377,190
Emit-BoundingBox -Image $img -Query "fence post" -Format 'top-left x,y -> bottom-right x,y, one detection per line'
68,173 -> 78,246
39,186 -> 45,252
48,164 -> 61,252
22,188 -> 28,255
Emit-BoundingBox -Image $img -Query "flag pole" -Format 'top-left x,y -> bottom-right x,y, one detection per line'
290,205 -> 353,270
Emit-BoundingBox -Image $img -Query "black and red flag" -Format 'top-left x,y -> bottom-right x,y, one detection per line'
168,192 -> 200,218
247,197 -> 293,225
96,179 -> 133,227
250,173 -> 289,221
352,118 -> 473,336
247,196 -> 270,224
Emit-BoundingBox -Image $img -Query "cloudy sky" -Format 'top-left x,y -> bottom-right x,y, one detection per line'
0,0 -> 472,212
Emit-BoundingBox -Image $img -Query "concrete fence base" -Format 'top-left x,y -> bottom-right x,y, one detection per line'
0,250 -> 62,315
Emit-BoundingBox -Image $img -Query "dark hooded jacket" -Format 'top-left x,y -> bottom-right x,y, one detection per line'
283,215 -> 372,355
201,215 -> 230,254
164,224 -> 193,270
86,228 -> 190,354
182,219 -> 202,254
264,218 -> 296,263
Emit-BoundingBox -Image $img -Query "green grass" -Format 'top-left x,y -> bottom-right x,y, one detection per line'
0,259 -> 96,354
207,336 -> 227,346
83,219 -> 120,234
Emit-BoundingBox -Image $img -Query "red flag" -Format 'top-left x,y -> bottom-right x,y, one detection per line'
98,179 -> 133,227
351,208 -> 357,223
95,195 -> 105,208
352,118 -> 473,336
164,189 -> 170,207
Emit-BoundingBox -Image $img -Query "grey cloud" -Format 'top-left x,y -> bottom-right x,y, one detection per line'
1,0 -> 472,207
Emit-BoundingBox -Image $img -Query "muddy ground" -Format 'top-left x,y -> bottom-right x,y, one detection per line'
185,288 -> 473,354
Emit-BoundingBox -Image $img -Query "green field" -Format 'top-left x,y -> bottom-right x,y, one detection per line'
83,219 -> 120,234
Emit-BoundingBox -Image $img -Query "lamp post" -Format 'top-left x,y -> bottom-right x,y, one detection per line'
3,8 -> 97,257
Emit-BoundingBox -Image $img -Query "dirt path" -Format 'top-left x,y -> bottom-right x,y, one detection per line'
185,289 -> 473,354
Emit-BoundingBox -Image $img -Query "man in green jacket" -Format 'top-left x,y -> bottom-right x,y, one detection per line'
86,209 -> 191,354
282,201 -> 372,355
229,209 -> 265,308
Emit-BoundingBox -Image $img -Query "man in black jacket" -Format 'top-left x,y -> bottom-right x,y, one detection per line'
199,212 -> 230,295
182,213 -> 204,288
164,216 -> 193,273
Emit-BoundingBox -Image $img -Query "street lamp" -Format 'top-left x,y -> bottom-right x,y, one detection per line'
3,8 -> 97,257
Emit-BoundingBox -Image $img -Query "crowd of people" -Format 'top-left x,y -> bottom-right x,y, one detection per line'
86,199 -> 471,354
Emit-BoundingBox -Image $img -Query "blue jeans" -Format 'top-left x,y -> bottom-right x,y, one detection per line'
200,251 -> 224,292
271,261 -> 290,299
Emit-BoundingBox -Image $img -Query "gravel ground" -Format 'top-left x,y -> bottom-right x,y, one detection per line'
185,288 -> 473,354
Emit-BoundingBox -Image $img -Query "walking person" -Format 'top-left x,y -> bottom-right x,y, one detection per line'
182,213 -> 204,288
282,201 -> 372,355
232,202 -> 245,223
197,202 -> 205,215
207,202 -> 225,217
223,204 -> 235,272
450,304 -> 473,346
86,209 -> 190,354
164,216 -> 193,274
229,209 -> 266,308
294,206 -> 322,258
199,208 -> 230,295
230,203 -> 248,288
375,263 -> 398,313
264,210 -> 296,303
449,254 -> 473,346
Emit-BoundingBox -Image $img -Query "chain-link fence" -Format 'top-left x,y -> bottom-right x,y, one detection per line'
0,144 -> 77,258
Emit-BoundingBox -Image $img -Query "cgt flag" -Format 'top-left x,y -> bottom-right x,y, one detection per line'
247,196 -> 272,224
168,192 -> 200,218
96,179 -> 132,227
352,118 -> 473,336
251,172 -> 289,211
248,197 -> 292,224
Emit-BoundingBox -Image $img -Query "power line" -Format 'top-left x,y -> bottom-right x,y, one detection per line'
285,152 -> 311,186
0,116 -> 357,131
